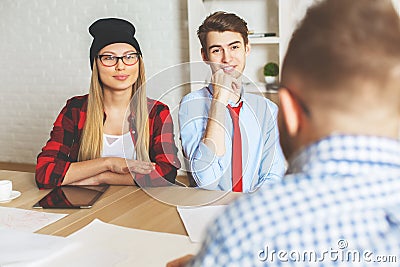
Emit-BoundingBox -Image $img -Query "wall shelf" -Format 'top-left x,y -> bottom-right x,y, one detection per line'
249,37 -> 280,45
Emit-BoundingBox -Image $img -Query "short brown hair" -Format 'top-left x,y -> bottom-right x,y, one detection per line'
282,0 -> 400,92
197,11 -> 248,52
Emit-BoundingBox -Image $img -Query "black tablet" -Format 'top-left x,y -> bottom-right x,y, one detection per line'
33,185 -> 109,209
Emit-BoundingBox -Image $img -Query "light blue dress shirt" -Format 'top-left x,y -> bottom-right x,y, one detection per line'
188,135 -> 400,266
179,85 -> 285,192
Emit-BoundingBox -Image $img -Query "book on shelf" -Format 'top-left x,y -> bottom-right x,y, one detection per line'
248,32 -> 276,38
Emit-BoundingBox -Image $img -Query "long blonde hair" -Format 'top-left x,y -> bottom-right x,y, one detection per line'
78,57 -> 150,162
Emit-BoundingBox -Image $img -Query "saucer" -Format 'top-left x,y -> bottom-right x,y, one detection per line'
0,191 -> 21,203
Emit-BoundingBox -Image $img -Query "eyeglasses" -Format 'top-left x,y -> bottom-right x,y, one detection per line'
97,52 -> 140,67
279,85 -> 311,117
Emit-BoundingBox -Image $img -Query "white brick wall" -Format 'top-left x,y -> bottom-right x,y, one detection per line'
1,0 -> 399,165
0,0 -> 189,164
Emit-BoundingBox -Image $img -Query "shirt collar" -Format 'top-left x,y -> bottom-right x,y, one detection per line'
206,84 -> 244,107
287,134 -> 400,176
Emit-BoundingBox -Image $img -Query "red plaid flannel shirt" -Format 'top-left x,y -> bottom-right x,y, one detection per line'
35,94 -> 181,189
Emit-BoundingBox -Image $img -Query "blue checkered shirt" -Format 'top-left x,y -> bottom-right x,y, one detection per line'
188,135 -> 400,266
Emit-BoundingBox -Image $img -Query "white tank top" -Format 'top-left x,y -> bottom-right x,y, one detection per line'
102,132 -> 136,159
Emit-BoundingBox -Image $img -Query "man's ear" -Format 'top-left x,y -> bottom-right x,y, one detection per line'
279,88 -> 301,136
245,43 -> 251,56
201,48 -> 209,63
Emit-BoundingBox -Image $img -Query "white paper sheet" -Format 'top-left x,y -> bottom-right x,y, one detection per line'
0,228 -> 73,267
62,219 -> 201,267
0,206 -> 67,232
177,205 -> 227,242
29,242 -> 126,267
0,227 -> 122,267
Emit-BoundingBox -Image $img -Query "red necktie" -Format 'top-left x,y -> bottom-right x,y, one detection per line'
227,102 -> 243,192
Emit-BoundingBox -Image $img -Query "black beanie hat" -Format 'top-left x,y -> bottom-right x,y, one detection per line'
89,18 -> 142,69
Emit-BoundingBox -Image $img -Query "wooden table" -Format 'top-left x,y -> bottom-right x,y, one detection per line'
0,170 -> 239,237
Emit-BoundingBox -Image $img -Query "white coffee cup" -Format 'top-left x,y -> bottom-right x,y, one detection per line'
0,180 -> 12,201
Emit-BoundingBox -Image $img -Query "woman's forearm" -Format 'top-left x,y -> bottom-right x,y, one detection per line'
69,171 -> 135,186
62,158 -> 111,185
63,157 -> 153,185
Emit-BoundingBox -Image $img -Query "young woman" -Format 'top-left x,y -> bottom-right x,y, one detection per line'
36,18 -> 180,189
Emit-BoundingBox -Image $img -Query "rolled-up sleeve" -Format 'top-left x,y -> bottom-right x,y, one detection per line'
135,103 -> 181,186
179,94 -> 227,190
35,97 -> 85,189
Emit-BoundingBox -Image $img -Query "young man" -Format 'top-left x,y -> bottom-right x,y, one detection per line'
170,0 -> 400,265
179,12 -> 285,193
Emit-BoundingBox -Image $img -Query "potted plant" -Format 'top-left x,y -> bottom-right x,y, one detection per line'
263,62 -> 279,84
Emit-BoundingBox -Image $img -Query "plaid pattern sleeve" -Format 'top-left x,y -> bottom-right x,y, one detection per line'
134,99 -> 181,187
35,95 -> 87,189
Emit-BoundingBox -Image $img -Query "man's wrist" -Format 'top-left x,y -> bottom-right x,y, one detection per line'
213,90 -> 230,105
